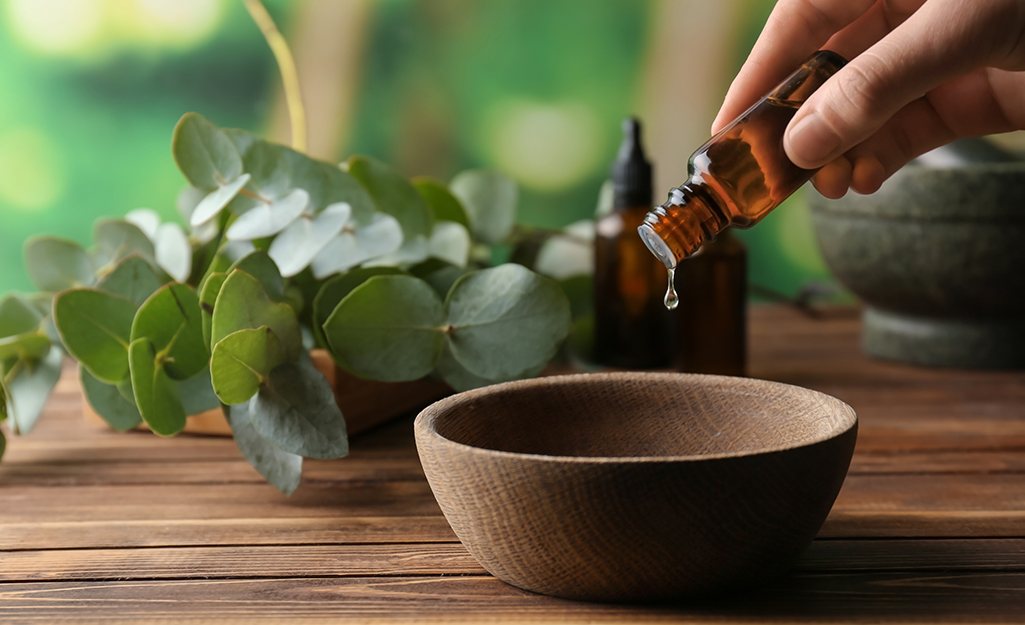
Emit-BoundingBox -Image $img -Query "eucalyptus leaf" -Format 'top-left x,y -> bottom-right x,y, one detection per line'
287,152 -> 375,219
227,402 -> 302,495
124,208 -> 161,240
0,294 -> 44,337
189,173 -> 252,227
436,342 -> 547,393
445,264 -> 571,380
154,223 -> 192,283
323,275 -> 445,382
414,177 -> 469,227
0,428 -> 5,461
178,186 -> 219,245
54,289 -> 136,384
211,270 -> 301,361
5,345 -> 62,435
226,250 -> 286,302
362,234 -> 428,269
534,219 -> 594,280
226,188 -> 308,240
428,221 -> 471,268
172,112 -> 244,191
268,202 -> 350,278
311,267 -> 402,349
310,213 -> 403,279
24,236 -> 94,292
0,332 -> 51,362
177,366 -> 222,415
116,376 -> 135,404
346,155 -> 433,238
94,219 -> 156,266
129,337 -> 186,436
80,366 -> 142,432
232,135 -> 292,200
199,272 -> 227,350
410,261 -> 471,299
211,327 -> 284,405
250,359 -> 348,459
97,255 -> 167,308
450,169 -> 518,244
131,283 -> 208,380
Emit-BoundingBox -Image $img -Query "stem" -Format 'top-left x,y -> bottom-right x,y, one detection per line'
244,0 -> 308,154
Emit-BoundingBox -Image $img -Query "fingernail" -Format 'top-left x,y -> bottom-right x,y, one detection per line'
787,112 -> 842,167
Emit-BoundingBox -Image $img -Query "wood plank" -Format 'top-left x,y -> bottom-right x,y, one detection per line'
850,450 -> 1025,475
0,516 -> 457,551
4,539 -> 1024,584
3,572 -> 1025,623
820,510 -> 1025,539
0,544 -> 484,582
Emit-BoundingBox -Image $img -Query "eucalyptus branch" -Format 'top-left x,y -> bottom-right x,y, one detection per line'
244,0 -> 308,154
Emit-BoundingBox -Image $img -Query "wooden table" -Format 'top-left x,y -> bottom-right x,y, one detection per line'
3,305 -> 1025,623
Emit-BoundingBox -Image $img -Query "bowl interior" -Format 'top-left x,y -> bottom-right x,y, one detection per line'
430,373 -> 855,460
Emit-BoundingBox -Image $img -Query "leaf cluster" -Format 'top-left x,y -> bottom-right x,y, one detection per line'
0,113 -> 573,494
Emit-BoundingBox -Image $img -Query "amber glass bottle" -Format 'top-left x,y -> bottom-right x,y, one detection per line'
675,229 -> 746,376
594,118 -> 674,368
638,51 -> 847,269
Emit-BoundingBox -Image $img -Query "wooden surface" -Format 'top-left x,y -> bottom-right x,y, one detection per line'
3,305 -> 1025,622
416,371 -> 857,601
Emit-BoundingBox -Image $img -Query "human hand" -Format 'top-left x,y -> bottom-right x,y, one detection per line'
711,0 -> 1025,198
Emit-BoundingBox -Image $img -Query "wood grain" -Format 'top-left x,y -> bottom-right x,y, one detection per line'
4,304 -> 1025,622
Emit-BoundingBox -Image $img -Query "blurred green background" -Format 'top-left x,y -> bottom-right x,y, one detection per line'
0,0 -> 833,298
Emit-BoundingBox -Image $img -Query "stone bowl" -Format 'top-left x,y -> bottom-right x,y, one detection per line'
810,161 -> 1025,368
414,372 -> 857,603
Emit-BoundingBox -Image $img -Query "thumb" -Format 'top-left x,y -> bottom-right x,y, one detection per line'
784,1 -> 988,169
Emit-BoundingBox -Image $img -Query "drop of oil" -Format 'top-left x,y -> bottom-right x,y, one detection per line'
664,266 -> 679,310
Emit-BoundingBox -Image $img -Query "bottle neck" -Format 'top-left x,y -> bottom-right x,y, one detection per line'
637,182 -> 730,268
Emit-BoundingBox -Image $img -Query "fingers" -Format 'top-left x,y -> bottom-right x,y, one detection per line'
711,0 -> 877,134
783,0 -> 997,169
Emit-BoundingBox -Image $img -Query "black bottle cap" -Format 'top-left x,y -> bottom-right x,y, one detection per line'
612,117 -> 653,207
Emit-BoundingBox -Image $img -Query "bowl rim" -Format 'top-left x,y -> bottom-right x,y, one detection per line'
415,372 -> 858,464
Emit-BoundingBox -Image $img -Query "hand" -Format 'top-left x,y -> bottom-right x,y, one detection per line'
711,0 -> 1025,198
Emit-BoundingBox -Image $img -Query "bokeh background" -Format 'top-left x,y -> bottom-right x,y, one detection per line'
0,0 -> 833,298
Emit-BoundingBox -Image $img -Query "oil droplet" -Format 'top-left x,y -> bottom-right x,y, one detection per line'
664,267 -> 679,310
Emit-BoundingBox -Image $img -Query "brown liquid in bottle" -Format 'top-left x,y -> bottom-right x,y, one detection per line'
638,51 -> 847,276
594,119 -> 674,369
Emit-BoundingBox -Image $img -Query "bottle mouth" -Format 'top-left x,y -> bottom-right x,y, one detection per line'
637,223 -> 676,269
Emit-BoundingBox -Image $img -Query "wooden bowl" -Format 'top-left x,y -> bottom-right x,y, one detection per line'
414,372 -> 857,603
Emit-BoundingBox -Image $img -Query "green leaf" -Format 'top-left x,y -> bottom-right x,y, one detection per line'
230,134 -> 291,200
96,255 -> 168,308
287,152 -> 375,219
414,177 -> 469,227
411,261 -> 472,299
250,358 -> 348,459
199,272 -> 228,351
124,208 -> 161,239
172,112 -> 244,191
131,283 -> 208,380
154,223 -> 193,283
54,289 -> 136,384
310,213 -> 403,279
311,267 -> 402,349
227,402 -> 302,495
428,221 -> 471,268
445,264 -> 571,380
227,251 -> 285,302
268,202 -> 350,278
189,173 -> 252,227
450,170 -> 518,244
0,294 -> 44,337
534,219 -> 594,280
177,367 -> 222,415
0,427 -> 5,461
129,337 -> 186,436
5,346 -> 62,435
211,327 -> 284,405
212,270 -> 302,361
346,155 -> 433,238
436,342 -> 546,393
225,188 -> 309,240
80,366 -> 142,432
323,275 -> 445,382
24,236 -> 94,292
94,219 -> 156,266
0,332 -> 51,362
116,376 -> 135,403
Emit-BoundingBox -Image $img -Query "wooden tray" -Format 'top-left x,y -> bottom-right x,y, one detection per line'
82,349 -> 451,438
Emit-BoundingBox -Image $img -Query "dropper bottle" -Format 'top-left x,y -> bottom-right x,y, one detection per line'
637,51 -> 847,278
593,118 -> 674,369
